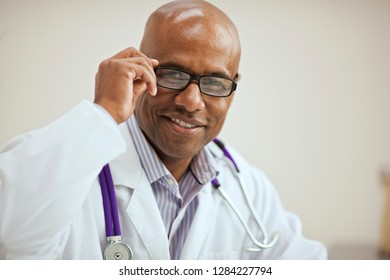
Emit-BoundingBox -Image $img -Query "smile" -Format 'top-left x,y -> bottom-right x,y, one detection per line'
170,117 -> 196,128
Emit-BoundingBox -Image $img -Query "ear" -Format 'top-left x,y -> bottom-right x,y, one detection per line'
234,72 -> 241,83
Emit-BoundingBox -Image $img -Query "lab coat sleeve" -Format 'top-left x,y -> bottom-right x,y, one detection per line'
228,146 -> 328,259
0,101 -> 126,259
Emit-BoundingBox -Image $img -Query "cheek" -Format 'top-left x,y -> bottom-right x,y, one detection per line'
135,92 -> 155,129
135,93 -> 145,118
207,97 -> 233,132
135,91 -> 171,129
208,95 -> 233,118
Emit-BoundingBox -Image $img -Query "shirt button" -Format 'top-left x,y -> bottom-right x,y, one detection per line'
167,177 -> 175,186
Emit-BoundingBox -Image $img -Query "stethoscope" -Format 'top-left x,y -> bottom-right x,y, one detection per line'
98,138 -> 279,260
98,164 -> 133,260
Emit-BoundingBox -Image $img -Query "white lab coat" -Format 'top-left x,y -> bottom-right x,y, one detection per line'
0,101 -> 327,259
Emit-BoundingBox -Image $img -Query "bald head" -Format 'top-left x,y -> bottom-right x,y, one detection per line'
140,0 -> 241,76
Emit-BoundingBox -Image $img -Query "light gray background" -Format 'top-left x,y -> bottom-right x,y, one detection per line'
1,0 -> 390,256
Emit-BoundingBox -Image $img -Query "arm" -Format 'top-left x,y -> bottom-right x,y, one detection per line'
0,102 -> 125,259
0,47 -> 158,259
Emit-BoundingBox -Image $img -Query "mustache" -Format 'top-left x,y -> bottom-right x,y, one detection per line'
161,106 -> 201,118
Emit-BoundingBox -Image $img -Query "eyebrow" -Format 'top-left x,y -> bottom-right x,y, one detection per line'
158,63 -> 232,79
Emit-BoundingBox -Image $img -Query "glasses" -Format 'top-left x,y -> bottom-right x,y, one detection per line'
154,67 -> 238,97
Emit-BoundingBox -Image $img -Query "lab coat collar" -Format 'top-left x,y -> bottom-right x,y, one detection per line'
126,115 -> 171,184
108,123 -> 144,190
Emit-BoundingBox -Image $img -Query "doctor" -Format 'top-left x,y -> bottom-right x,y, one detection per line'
0,0 -> 326,259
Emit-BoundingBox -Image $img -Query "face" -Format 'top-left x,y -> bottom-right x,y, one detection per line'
135,16 -> 240,164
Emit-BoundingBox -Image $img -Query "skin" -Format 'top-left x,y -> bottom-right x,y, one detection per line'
94,0 -> 241,181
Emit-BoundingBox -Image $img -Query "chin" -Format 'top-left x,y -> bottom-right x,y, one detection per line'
159,140 -> 203,160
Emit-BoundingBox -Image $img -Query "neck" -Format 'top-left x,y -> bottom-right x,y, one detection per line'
160,156 -> 192,182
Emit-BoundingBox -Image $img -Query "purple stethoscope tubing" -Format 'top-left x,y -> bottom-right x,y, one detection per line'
212,138 -> 239,172
98,164 -> 121,238
98,137 -> 278,255
99,165 -> 133,260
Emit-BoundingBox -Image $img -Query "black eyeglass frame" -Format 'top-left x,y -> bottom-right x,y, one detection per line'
154,67 -> 238,97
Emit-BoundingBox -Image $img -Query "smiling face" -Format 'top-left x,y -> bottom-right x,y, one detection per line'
135,1 -> 241,171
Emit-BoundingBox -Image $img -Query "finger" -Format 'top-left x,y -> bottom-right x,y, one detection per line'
150,58 -> 159,68
133,79 -> 156,98
110,47 -> 159,71
116,57 -> 158,93
120,62 -> 157,95
117,57 -> 156,76
110,47 -> 153,65
110,47 -> 139,59
118,59 -> 156,91
97,57 -> 156,93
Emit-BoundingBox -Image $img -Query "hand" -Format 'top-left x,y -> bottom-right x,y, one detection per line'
94,47 -> 159,124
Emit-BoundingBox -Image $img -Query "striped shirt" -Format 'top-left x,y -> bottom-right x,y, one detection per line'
127,115 -> 217,259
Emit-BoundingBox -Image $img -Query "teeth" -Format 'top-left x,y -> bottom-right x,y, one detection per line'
171,118 -> 195,128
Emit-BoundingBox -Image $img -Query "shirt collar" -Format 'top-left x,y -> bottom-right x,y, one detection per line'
127,115 -> 170,183
127,115 -> 217,185
190,147 -> 218,185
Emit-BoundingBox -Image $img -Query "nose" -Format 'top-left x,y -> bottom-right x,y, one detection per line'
174,82 -> 206,112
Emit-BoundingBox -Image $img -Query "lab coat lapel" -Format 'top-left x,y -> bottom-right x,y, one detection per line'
180,183 -> 222,259
108,123 -> 170,259
126,175 -> 170,259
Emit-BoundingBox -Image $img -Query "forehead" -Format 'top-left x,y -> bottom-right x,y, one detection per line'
160,30 -> 236,77
143,16 -> 240,77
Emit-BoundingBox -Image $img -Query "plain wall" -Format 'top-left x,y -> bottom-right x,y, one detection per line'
1,0 -> 390,255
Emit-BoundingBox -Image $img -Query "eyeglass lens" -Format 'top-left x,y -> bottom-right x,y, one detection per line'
155,68 -> 235,97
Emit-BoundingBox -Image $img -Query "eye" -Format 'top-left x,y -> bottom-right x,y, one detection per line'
201,77 -> 229,90
157,69 -> 187,80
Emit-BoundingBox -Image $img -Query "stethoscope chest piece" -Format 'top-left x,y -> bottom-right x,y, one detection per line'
104,237 -> 133,260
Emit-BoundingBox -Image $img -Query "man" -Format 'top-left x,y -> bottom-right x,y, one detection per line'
0,0 -> 326,259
